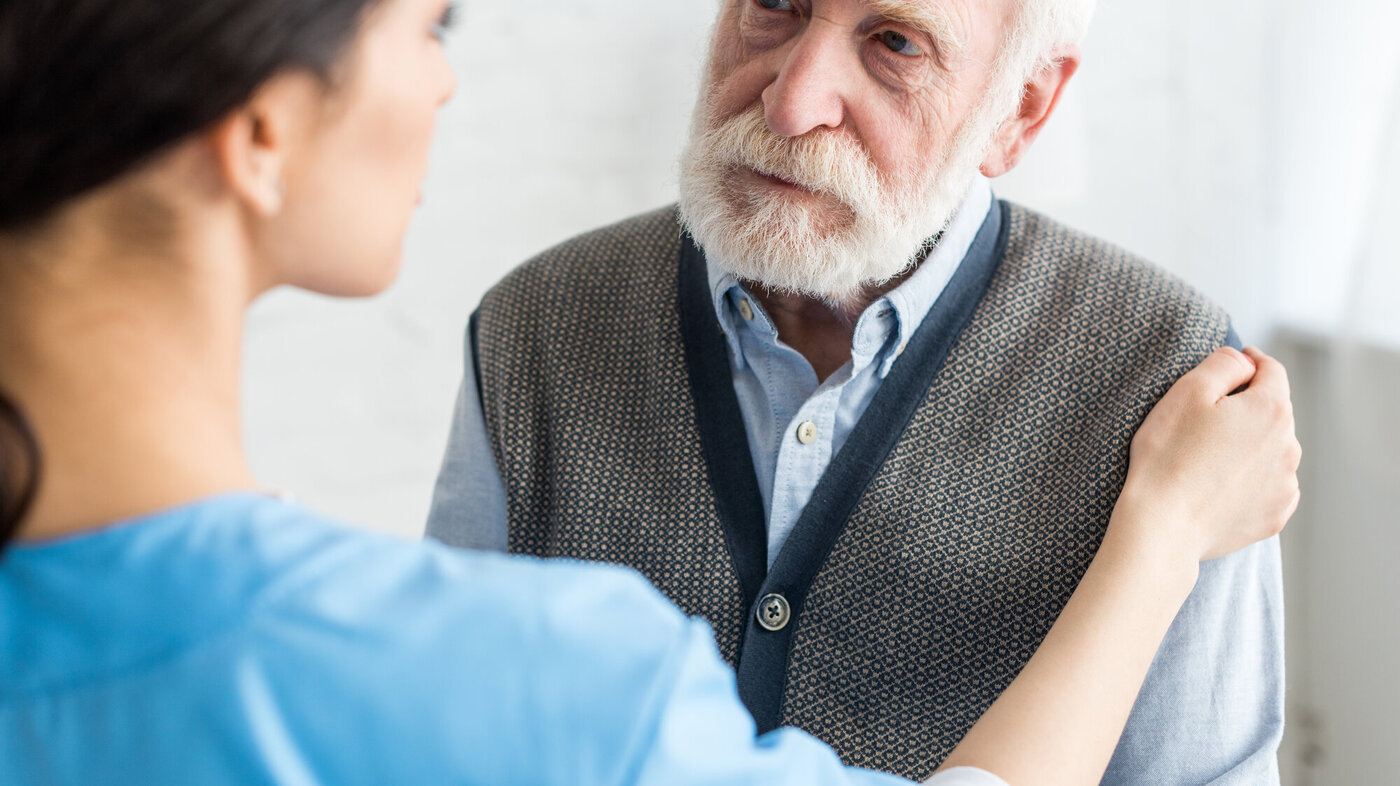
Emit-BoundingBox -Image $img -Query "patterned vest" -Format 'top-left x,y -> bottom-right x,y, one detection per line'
473,202 -> 1230,780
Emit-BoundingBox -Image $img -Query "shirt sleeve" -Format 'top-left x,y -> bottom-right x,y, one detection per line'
624,616 -> 1003,786
923,769 -> 1010,786
624,616 -> 913,786
1100,537 -> 1285,784
424,316 -> 509,551
1102,325 -> 1285,783
251,521 -> 1005,785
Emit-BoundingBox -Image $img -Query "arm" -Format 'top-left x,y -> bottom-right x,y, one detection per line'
935,348 -> 1299,786
1103,328 -> 1285,785
1102,537 -> 1284,784
425,315 -> 509,550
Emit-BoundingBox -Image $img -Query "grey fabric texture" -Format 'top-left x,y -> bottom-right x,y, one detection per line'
474,203 -> 1229,779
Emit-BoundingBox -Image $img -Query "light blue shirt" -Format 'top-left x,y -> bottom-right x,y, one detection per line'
0,495 -> 1006,785
427,180 -> 1286,783
706,179 -> 991,565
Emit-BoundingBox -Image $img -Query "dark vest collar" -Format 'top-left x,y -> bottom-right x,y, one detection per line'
678,202 -> 1013,730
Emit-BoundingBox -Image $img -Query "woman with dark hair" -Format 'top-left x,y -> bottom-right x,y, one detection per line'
0,0 -> 1300,784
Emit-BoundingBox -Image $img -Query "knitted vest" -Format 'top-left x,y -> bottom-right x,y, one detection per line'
474,202 -> 1230,780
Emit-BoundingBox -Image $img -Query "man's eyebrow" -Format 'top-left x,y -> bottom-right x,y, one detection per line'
866,0 -> 967,57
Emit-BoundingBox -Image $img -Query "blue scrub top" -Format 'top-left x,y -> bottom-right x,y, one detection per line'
0,495 -> 997,785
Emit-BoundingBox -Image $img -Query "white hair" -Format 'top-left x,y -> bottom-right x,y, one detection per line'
1012,0 -> 1096,72
944,0 -> 1095,182
987,0 -> 1097,122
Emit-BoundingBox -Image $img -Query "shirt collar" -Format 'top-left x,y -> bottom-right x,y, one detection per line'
873,174 -> 993,376
706,175 -> 995,377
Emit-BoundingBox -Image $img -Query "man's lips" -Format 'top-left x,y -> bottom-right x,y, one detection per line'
750,167 -> 813,194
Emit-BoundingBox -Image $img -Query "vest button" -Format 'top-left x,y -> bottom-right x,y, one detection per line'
756,593 -> 792,632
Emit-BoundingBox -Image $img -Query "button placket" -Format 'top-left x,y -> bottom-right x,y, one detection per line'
767,387 -> 838,561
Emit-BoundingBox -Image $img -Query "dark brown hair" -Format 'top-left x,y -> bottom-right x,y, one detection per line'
0,394 -> 41,549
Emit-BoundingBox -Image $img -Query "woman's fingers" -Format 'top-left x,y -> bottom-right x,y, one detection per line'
1239,346 -> 1291,403
1229,348 -> 1300,472
1183,346 -> 1258,402
1120,345 -> 1301,563
1207,346 -> 1300,555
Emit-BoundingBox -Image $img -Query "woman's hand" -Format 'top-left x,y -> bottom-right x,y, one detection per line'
1114,346 -> 1301,564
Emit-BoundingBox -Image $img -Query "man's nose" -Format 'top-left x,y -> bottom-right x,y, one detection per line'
762,28 -> 849,138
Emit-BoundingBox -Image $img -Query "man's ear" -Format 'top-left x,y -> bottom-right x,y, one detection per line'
203,73 -> 318,217
980,44 -> 1082,178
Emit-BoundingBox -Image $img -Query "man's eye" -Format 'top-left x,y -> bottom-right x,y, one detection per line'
877,30 -> 923,57
755,0 -> 794,10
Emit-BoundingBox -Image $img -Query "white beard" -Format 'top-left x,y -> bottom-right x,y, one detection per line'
678,99 -> 1005,308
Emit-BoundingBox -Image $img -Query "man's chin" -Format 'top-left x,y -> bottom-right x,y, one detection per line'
710,231 -> 904,304
735,270 -> 892,313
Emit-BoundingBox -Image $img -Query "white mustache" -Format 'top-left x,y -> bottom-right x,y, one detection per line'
701,107 -> 888,216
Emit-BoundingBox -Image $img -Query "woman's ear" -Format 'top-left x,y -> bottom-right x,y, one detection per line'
980,44 -> 1082,178
203,73 -> 319,217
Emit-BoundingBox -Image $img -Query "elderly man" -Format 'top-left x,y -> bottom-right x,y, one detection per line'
428,0 -> 1283,783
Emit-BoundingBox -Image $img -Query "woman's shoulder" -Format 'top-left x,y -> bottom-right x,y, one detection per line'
234,498 -> 687,638
224,499 -> 706,782
4,493 -> 704,784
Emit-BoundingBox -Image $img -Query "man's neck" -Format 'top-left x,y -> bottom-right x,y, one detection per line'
748,267 -> 914,383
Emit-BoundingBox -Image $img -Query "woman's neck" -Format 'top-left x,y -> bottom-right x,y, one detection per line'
1,212 -> 263,542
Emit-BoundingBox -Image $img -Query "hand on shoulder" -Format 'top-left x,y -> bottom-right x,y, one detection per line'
1114,346 -> 1301,564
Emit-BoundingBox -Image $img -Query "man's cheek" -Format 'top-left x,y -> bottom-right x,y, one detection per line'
712,69 -> 775,130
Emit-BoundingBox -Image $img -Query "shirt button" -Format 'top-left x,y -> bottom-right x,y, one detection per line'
796,421 -> 818,445
896,341 -> 908,356
756,593 -> 792,632
738,298 -> 755,321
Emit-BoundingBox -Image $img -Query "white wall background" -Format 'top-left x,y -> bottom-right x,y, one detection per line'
243,1 -> 1400,782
